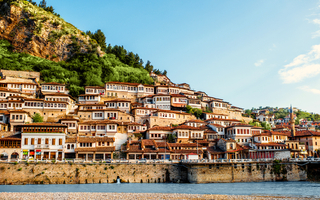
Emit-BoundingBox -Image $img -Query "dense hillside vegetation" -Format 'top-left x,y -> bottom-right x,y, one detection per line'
0,39 -> 153,97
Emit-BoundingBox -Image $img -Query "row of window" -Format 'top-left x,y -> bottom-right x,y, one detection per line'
79,125 -> 116,130
159,112 -> 175,118
42,86 -> 64,91
79,96 -> 98,100
23,127 -> 65,133
106,102 -> 129,108
24,138 -> 63,145
81,106 -> 104,110
173,98 -> 187,103
154,97 -> 170,101
24,102 -> 67,108
157,105 -> 170,110
45,98 -> 69,102
11,114 -> 23,120
85,89 -> 104,93
151,134 -> 161,138
62,123 -> 76,128
10,84 -> 36,89
227,129 -> 251,135
0,140 -> 21,148
191,133 -> 202,138
0,92 -> 18,97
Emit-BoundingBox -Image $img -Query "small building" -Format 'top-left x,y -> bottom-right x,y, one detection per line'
0,133 -> 21,161
41,82 -> 67,94
20,123 -> 67,160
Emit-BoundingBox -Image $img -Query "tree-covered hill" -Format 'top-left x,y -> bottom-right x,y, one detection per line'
0,39 -> 153,97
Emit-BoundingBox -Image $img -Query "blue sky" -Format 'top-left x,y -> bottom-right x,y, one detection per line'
36,0 -> 320,113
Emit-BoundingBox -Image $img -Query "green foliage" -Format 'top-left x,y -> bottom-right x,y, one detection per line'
186,105 -> 202,119
106,44 -> 166,75
261,121 -> 271,130
274,109 -> 289,119
32,113 -> 43,122
133,132 -> 143,139
86,29 -> 106,52
0,39 -> 153,97
204,106 -> 212,113
166,134 -> 176,143
295,110 -> 320,123
249,121 -> 262,127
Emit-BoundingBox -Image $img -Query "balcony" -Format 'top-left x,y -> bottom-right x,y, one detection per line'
34,144 -> 50,149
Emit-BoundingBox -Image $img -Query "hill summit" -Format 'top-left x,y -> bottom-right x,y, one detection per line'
0,0 -> 104,61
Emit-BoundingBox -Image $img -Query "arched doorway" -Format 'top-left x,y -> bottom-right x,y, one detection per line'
0,152 -> 8,160
144,120 -> 150,129
11,152 -> 19,159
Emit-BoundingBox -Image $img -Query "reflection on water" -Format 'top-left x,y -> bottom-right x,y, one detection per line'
0,182 -> 319,197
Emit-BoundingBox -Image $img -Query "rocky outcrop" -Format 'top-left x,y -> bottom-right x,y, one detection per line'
0,0 -> 104,61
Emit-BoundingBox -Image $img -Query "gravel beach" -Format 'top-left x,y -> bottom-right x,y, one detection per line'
0,193 -> 318,200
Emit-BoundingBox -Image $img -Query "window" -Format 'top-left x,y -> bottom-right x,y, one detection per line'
38,138 -> 41,144
24,138 -> 28,145
45,138 -> 49,144
31,138 -> 34,145
59,139 -> 62,145
52,139 -> 56,145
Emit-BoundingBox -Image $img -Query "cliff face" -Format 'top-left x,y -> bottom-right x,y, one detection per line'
0,0 -> 104,61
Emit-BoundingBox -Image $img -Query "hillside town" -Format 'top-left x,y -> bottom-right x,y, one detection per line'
0,69 -> 319,162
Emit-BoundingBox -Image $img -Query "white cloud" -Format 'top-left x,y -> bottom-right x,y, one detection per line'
313,18 -> 320,24
254,59 -> 264,67
298,85 -> 320,94
279,44 -> 320,83
312,19 -> 320,38
312,30 -> 320,38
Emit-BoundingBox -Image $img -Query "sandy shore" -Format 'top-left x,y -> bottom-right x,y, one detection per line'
0,193 -> 318,200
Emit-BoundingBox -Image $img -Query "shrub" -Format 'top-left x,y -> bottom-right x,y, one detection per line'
18,168 -> 22,171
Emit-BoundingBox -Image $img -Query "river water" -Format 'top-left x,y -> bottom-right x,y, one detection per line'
0,182 -> 319,198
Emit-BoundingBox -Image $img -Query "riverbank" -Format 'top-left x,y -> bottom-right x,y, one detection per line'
0,193 -> 318,200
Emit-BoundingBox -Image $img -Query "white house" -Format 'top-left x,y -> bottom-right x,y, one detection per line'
20,123 -> 67,160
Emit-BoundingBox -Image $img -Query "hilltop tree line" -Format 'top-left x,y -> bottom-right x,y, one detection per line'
85,29 -> 167,76
0,39 -> 153,97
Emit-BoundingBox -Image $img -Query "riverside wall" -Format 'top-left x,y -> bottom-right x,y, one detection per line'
186,162 -> 308,183
0,162 -> 313,185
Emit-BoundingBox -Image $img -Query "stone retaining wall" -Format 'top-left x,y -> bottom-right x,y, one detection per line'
0,162 -> 311,185
0,163 -> 184,185
185,162 -> 307,183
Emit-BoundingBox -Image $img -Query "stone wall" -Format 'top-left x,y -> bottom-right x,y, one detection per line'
0,163 -> 184,185
0,162 -> 310,185
0,70 -> 40,82
186,162 -> 307,183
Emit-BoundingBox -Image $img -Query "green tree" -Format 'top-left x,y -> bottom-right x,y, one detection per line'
32,113 -> 43,122
186,105 -> 193,114
39,0 -> 46,9
193,108 -> 202,119
261,122 -> 271,130
249,121 -> 261,127
167,134 -> 176,143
